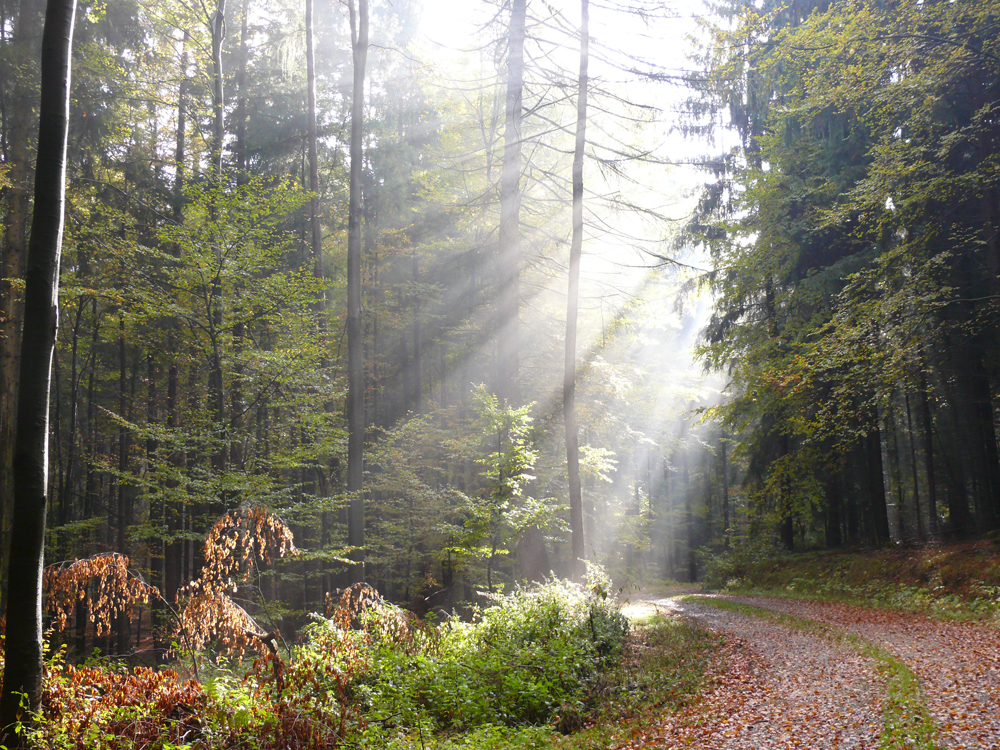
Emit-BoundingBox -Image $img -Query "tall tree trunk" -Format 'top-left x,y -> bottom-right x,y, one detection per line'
864,427 -> 891,544
878,400 -> 903,543
163,30 -> 187,617
58,297 -> 86,528
207,0 -> 227,467
497,0 -> 525,405
173,31 -> 188,226
346,0 -> 368,582
306,0 -> 333,591
904,390 -> 925,542
778,432 -> 794,551
307,0 -> 325,328
0,0 -> 76,739
228,0 -> 251,469
236,0 -> 249,185
564,0 -> 588,580
720,435 -> 730,549
0,0 -> 42,620
116,314 -> 130,655
918,367 -> 939,538
412,252 -> 422,411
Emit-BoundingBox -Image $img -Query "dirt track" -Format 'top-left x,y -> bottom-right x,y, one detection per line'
628,595 -> 1000,749
625,596 -> 885,749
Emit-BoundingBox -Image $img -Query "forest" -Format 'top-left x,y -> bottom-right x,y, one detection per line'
2,0 -> 1000,747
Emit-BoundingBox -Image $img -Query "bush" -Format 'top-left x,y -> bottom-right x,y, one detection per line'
18,575 -> 631,749
341,575 -> 629,734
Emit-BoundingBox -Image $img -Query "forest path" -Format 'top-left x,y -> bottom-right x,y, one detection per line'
715,596 -> 1000,749
621,596 -> 885,749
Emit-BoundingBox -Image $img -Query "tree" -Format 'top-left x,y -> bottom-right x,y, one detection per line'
0,0 -> 43,617
564,0 -> 589,580
0,0 -> 77,741
347,0 -> 369,583
497,0 -> 526,405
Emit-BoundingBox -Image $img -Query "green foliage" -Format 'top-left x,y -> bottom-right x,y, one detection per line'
6,572 -> 726,750
329,576 -> 629,734
448,386 -> 558,587
702,542 -> 1000,621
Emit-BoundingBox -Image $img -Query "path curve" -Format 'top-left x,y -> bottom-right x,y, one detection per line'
625,597 -> 884,749
722,596 -> 1000,749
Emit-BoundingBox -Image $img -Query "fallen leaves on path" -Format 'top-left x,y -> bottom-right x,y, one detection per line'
618,600 -> 884,749
726,596 -> 1000,749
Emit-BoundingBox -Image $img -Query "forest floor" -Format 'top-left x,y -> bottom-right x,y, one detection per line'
623,593 -> 1000,750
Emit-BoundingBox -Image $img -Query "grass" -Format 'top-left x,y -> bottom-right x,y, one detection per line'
690,597 -> 941,750
544,613 -> 718,750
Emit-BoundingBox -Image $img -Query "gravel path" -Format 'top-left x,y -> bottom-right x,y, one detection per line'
627,597 -> 885,749
723,596 -> 1000,749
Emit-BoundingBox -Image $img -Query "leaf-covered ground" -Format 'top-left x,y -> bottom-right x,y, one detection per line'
722,596 -> 1000,749
619,598 -> 885,749
627,594 -> 1000,749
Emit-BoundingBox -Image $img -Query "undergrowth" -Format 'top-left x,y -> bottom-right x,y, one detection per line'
1,574 -> 718,750
702,539 -> 1000,621
693,598 -> 941,750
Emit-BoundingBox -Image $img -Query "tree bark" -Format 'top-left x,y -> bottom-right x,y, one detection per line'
0,0 -> 76,740
720,435 -> 730,549
347,0 -> 368,582
564,0 -> 588,581
236,0 -> 250,184
0,0 -> 42,620
918,367 -> 939,538
497,0 -> 525,405
207,0 -> 227,466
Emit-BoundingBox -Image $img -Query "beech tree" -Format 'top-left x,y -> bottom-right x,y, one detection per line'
0,0 -> 77,741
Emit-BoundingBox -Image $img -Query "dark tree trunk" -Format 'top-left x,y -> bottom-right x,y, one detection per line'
0,0 -> 76,739
904,391 -> 925,542
564,0 -> 588,580
778,433 -> 794,551
865,428 -> 891,544
84,299 -> 99,521
720,436 -> 730,549
0,0 -> 42,620
58,298 -> 86,528
918,367 -> 939,537
164,363 -> 181,605
347,0 -> 368,582
826,471 -> 842,547
116,315 -> 130,655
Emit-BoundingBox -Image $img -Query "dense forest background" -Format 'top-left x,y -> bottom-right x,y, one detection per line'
2,0 -> 1000,662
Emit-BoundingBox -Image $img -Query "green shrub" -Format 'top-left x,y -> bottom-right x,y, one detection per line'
349,575 -> 629,732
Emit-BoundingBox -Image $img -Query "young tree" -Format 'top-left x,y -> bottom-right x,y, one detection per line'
0,0 -> 77,741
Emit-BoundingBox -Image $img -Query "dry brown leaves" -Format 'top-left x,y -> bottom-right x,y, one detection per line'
42,663 -> 207,748
728,596 -> 1000,749
43,553 -> 158,636
172,505 -> 298,661
619,600 -> 884,750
